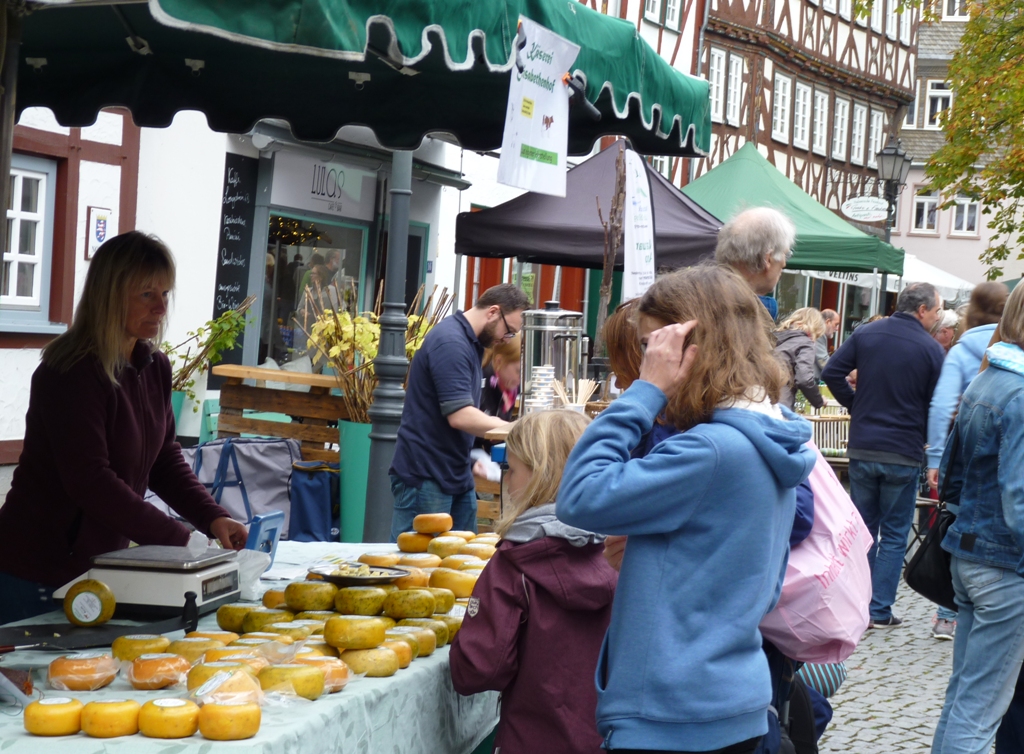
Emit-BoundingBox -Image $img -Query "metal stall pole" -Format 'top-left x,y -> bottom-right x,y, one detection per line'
363,150 -> 412,542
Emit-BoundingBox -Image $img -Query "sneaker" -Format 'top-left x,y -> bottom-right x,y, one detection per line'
933,619 -> 956,640
868,615 -> 903,629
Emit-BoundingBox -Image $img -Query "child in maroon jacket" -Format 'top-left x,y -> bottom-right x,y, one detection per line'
449,410 -> 618,754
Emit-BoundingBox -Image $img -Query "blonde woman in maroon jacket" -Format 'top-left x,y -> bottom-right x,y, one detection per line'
450,410 -> 618,754
0,232 -> 247,624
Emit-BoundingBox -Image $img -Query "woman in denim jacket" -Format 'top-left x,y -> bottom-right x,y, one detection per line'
932,283 -> 1024,754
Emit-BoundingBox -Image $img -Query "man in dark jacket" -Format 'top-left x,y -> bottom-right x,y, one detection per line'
822,283 -> 945,629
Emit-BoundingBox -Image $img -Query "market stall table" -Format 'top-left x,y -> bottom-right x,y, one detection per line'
0,542 -> 498,754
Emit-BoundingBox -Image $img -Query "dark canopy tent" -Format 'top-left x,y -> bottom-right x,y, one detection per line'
454,144 -> 722,270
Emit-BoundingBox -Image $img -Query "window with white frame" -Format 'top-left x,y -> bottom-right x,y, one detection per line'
868,110 -> 885,168
823,0 -> 837,12
840,0 -> 852,20
850,104 -> 867,165
645,0 -> 662,21
665,0 -> 681,27
900,9 -> 912,44
772,74 -> 792,143
951,194 -> 980,235
944,0 -> 969,18
793,84 -> 812,150
727,55 -> 744,126
927,81 -> 952,128
871,0 -> 883,30
904,82 -> 919,129
813,90 -> 830,156
913,189 -> 939,232
708,48 -> 726,123
886,0 -> 898,38
651,155 -> 672,180
832,99 -> 850,160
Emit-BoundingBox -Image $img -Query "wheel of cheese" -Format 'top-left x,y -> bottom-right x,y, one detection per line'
334,586 -> 388,616
301,637 -> 339,657
48,652 -> 118,691
460,563 -> 487,572
293,655 -> 350,692
459,542 -> 497,560
201,652 -> 270,673
437,614 -> 464,641
296,610 -> 338,621
380,640 -> 414,669
166,637 -> 227,664
187,629 -> 241,644
440,530 -> 476,541
384,629 -> 421,659
291,619 -> 327,635
426,536 -> 467,558
397,532 -> 434,553
411,586 -> 456,614
216,602 -> 261,633
264,622 -> 312,641
241,607 -> 295,634
63,580 -> 116,627
413,512 -> 453,534
257,664 -> 325,700
138,698 -> 200,739
192,667 -> 264,705
261,588 -> 287,609
393,566 -> 429,590
472,533 -> 500,542
111,633 -> 171,662
339,647 -> 399,677
23,697 -> 84,736
387,626 -> 436,657
397,618 -> 449,647
128,653 -> 192,690
198,701 -> 261,741
439,554 -> 484,570
80,699 -> 140,738
383,589 -> 435,619
324,615 -> 387,649
241,631 -> 294,645
429,568 -> 480,599
284,581 -> 338,612
397,552 -> 443,568
357,552 -> 402,567
187,661 -> 257,690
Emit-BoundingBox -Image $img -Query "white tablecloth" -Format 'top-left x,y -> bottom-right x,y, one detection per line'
0,542 -> 498,753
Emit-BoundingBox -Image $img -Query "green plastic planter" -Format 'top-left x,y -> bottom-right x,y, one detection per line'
339,419 -> 372,542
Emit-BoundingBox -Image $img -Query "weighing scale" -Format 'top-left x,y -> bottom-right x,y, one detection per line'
53,545 -> 241,620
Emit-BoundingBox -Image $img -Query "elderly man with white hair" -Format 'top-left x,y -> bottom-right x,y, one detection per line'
714,206 -> 797,321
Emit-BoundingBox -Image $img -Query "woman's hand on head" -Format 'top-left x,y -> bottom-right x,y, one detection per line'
210,517 -> 248,551
638,321 -> 699,396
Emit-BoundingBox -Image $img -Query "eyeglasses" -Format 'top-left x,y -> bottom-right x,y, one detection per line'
498,309 -> 518,340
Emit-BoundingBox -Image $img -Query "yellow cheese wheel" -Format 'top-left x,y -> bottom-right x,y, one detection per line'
63,579 -> 116,627
334,586 -> 388,616
384,629 -> 421,659
397,531 -> 434,553
241,607 -> 295,634
377,616 -> 397,630
241,631 -> 294,645
23,697 -> 83,736
187,629 -> 241,644
388,626 -> 437,657
339,647 -> 399,677
460,563 -> 486,572
411,587 -> 456,614
296,610 -> 338,621
261,589 -> 287,609
429,568 -> 480,599
380,640 -> 414,669
191,667 -> 264,705
111,633 -> 171,662
357,552 -> 402,567
166,637 -> 227,664
439,554 -> 484,570
216,602 -> 261,633
397,618 -> 449,647
293,655 -> 351,692
202,652 -> 270,673
284,581 -> 338,612
198,701 -> 261,741
138,698 -> 200,739
257,664 -> 325,700
437,614 -> 464,641
81,699 -> 141,738
383,589 -> 435,619
473,534 -> 500,543
378,584 -> 400,594
323,615 -> 387,649
187,661 -> 257,691
291,619 -> 326,635
393,566 -> 429,590
426,536 -> 467,558
397,552 -> 443,568
128,653 -> 192,690
228,638 -> 272,652
265,622 -> 312,641
302,637 -> 339,657
48,652 -> 118,691
413,512 -> 453,534
459,542 -> 497,560
440,530 -> 477,541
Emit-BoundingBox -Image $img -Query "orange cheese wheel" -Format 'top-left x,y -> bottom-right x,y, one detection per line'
48,652 -> 118,691
388,626 -> 436,656
187,629 -> 240,644
166,637 -> 227,664
439,554 -> 484,570
459,542 -> 497,560
393,566 -> 429,590
302,637 -> 339,657
198,701 -> 261,741
81,699 -> 140,738
138,698 -> 200,739
397,531 -> 434,553
23,697 -> 84,736
413,513 -> 453,534
357,552 -> 402,567
397,553 -> 443,568
111,633 -> 171,662
293,655 -> 351,692
129,653 -> 192,690
191,668 -> 264,706
261,589 -> 287,609
202,652 -> 270,673
429,568 -> 480,599
384,629 -> 421,659
380,640 -> 414,669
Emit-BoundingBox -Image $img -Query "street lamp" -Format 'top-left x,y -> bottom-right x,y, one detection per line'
874,136 -> 913,315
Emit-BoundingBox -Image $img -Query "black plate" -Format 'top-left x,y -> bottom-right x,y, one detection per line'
307,563 -> 407,587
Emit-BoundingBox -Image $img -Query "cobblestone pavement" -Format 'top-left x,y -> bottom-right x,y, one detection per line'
820,582 -> 954,753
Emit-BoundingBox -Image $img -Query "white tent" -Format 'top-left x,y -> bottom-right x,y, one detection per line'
899,255 -> 975,302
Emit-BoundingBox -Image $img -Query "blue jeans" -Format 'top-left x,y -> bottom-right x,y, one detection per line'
932,557 -> 1024,754
389,475 -> 477,542
0,572 -> 59,625
848,459 -> 920,621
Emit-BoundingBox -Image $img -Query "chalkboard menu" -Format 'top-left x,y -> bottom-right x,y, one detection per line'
208,153 -> 259,389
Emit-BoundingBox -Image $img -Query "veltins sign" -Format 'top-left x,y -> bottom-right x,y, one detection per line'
841,195 -> 889,223
271,150 -> 376,221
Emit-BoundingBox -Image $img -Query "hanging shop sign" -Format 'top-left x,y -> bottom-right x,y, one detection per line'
841,196 -> 890,223
622,150 -> 656,300
271,150 -> 376,221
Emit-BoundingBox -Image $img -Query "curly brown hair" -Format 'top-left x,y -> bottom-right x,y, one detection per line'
603,300 -> 643,389
637,264 -> 786,430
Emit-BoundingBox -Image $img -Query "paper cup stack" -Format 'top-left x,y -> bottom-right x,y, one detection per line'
524,365 -> 556,414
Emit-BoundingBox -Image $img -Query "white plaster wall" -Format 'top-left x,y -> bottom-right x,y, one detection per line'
17,107 -> 69,135
0,349 -> 41,441
80,111 -> 123,146
74,160 -> 122,305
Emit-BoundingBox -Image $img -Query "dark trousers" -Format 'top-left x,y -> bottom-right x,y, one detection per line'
0,572 -> 58,625
996,663 -> 1024,753
611,739 -> 760,754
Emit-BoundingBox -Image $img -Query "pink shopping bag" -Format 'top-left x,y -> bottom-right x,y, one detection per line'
759,443 -> 872,663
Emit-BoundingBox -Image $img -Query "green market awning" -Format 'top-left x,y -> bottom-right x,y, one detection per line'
19,0 -> 710,157
682,143 -> 904,275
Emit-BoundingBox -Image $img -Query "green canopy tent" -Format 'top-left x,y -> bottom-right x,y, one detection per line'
1,0 -> 711,541
681,142 -> 904,275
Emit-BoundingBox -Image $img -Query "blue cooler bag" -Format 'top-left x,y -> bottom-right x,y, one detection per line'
289,461 -> 339,542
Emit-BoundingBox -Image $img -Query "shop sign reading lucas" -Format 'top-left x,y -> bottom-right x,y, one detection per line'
271,150 -> 376,221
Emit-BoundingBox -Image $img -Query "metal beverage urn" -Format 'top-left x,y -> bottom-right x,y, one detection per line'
520,301 -> 586,409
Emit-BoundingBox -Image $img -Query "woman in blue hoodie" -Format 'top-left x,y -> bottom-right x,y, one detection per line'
558,265 -> 816,754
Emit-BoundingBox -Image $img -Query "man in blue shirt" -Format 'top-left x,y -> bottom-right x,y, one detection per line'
390,284 -> 531,540
823,283 -> 945,629
714,207 -> 795,321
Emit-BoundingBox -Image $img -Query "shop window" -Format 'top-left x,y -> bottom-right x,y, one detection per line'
793,84 -> 812,150
913,189 -> 939,232
727,55 -> 744,127
708,49 -> 726,124
813,90 -> 830,156
868,111 -> 886,168
850,104 -> 867,166
951,194 -> 979,235
772,74 -> 792,144
927,81 -> 952,129
832,99 -> 850,161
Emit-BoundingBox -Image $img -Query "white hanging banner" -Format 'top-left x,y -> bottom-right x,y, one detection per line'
497,17 -> 580,197
622,149 -> 656,300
